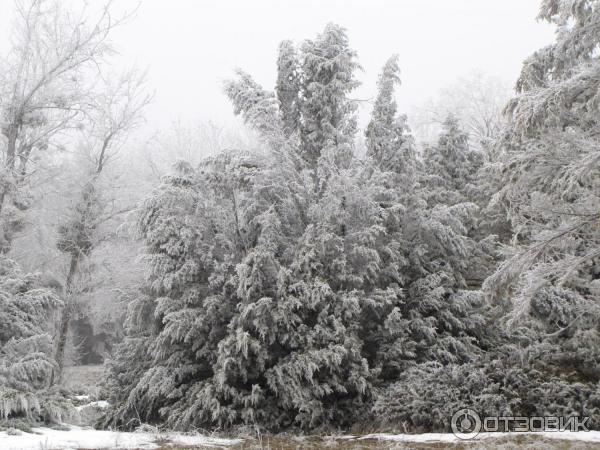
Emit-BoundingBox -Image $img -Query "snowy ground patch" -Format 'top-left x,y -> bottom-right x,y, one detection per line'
75,400 -> 110,411
0,426 -> 242,450
4,428 -> 600,449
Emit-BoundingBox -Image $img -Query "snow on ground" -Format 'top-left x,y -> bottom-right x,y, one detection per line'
4,428 -> 600,449
0,426 -> 242,450
74,400 -> 110,411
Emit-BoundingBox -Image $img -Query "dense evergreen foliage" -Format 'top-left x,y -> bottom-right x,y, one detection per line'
103,24 -> 494,432
478,0 -> 600,407
0,257 -> 69,424
104,6 -> 600,431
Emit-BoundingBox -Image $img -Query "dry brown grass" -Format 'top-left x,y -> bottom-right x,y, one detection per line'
72,434 -> 600,450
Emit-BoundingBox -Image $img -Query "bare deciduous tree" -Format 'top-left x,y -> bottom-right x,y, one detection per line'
0,0 -> 135,251
52,68 -> 150,383
411,71 -> 511,150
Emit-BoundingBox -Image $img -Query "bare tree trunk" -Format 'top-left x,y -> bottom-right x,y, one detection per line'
51,251 -> 79,385
51,134 -> 111,384
0,124 -> 20,254
0,123 -> 19,217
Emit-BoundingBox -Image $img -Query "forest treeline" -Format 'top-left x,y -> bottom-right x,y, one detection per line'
1,0 -> 600,434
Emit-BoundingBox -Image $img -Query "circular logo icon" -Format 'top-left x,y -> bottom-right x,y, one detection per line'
451,408 -> 482,440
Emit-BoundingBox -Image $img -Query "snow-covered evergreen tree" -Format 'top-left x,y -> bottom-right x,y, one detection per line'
362,60 -> 492,384
365,55 -> 415,176
485,0 -> 600,387
276,40 -> 301,138
375,1 -> 600,431
0,257 -> 70,424
422,115 -> 483,207
299,23 -> 359,172
105,25 -> 492,433
224,70 -> 285,151
421,116 -> 498,285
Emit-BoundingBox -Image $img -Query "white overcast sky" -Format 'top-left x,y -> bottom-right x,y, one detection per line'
2,0 -> 556,135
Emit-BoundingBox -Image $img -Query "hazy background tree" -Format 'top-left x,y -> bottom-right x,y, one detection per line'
411,72 -> 511,150
0,0 -> 136,252
52,68 -> 150,383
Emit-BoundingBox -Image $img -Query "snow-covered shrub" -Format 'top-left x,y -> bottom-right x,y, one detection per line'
0,257 -> 71,424
374,359 -> 600,433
